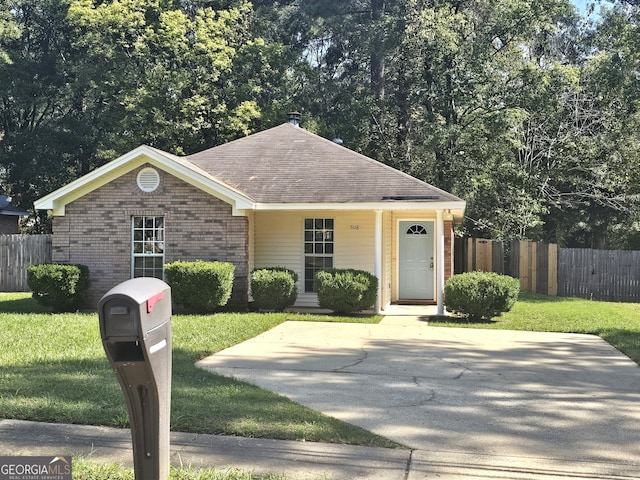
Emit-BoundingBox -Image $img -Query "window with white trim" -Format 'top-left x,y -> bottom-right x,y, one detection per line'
304,218 -> 334,292
132,216 -> 164,279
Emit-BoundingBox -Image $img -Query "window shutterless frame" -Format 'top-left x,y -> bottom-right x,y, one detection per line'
304,218 -> 334,292
131,216 -> 165,279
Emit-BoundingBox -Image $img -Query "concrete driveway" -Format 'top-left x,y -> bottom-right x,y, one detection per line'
196,317 -> 640,478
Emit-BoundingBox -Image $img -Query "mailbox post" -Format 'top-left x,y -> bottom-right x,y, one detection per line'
98,278 -> 172,480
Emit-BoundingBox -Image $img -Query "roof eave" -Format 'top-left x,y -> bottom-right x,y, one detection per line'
0,211 -> 28,216
253,200 -> 466,220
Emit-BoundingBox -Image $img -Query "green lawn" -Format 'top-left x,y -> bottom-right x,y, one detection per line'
430,292 -> 640,365
3,290 -> 639,454
73,459 -> 289,480
0,292 -> 391,448
4,291 -> 640,480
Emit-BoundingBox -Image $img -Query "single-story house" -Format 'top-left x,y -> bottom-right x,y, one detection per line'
34,116 -> 466,313
0,195 -> 28,234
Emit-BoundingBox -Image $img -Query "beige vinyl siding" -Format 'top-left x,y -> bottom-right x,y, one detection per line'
333,212 -> 375,271
253,210 -> 376,307
254,211 -> 302,270
253,211 -> 309,305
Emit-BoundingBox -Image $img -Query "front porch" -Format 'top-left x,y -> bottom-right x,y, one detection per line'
379,304 -> 440,316
283,303 -> 445,318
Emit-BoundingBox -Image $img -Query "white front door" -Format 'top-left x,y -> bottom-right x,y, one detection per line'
399,221 -> 434,300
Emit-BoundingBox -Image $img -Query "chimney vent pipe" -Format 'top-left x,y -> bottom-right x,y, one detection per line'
287,112 -> 301,127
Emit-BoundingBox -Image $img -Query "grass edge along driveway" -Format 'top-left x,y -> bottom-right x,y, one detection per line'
0,292 -> 392,448
430,292 -> 640,365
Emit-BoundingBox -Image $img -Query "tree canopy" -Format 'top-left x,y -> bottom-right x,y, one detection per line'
1,0 -> 639,248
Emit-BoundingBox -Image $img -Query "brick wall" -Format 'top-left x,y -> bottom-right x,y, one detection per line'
444,219 -> 454,282
52,164 -> 249,308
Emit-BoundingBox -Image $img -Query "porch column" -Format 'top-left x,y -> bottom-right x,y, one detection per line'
374,210 -> 383,314
436,209 -> 445,316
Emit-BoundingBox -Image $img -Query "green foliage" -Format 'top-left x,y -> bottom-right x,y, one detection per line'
250,267 -> 298,312
3,0 -> 640,248
164,260 -> 235,313
26,263 -> 90,312
427,292 -> 640,365
65,0 -> 267,154
444,272 -> 520,321
0,0 -> 20,64
314,269 -> 378,314
0,0 -> 289,221
255,0 -> 640,248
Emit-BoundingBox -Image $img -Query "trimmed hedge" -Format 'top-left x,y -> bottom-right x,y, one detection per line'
26,263 -> 90,312
444,271 -> 520,321
250,267 -> 298,312
314,268 -> 378,314
164,260 -> 235,313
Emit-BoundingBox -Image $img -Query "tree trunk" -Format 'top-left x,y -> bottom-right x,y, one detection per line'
371,0 -> 385,99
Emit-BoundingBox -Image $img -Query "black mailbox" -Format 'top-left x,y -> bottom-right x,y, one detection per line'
98,277 -> 172,480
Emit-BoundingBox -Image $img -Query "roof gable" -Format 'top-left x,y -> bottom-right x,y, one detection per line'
34,145 -> 253,215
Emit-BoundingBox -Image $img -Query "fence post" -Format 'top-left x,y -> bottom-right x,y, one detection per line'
530,242 -> 537,293
518,241 -> 528,292
492,240 -> 505,274
548,243 -> 558,296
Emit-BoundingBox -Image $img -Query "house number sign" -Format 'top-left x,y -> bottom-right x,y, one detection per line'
350,225 -> 360,230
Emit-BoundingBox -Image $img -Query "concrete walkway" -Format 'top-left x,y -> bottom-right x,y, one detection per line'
2,316 -> 640,479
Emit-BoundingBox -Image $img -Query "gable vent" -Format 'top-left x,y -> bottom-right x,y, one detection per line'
137,167 -> 160,192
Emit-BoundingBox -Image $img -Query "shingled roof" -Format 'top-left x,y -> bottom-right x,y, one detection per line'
187,122 -> 462,204
35,122 -> 465,218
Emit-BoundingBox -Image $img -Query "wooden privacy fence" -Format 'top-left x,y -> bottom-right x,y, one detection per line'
0,234 -> 52,291
557,248 -> 640,303
455,238 -> 558,295
456,237 -> 640,302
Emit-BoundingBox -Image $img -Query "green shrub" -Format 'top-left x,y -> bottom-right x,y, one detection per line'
314,268 -> 378,314
164,260 -> 235,313
444,271 -> 520,321
250,267 -> 298,312
26,263 -> 90,312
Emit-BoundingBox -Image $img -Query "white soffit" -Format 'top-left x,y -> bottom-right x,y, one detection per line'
253,201 -> 466,218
